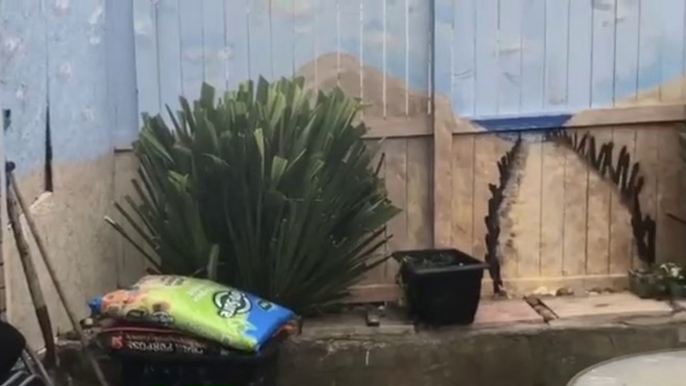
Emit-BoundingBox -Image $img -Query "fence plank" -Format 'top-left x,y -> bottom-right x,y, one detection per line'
544,0 -> 570,110
609,127 -> 636,275
539,135 -> 566,278
203,0 -> 227,94
383,139 -> 408,282
226,0 -> 250,88
633,126 -> 660,269
179,0 -> 204,101
156,0 -> 183,112
563,129 -> 590,277
511,134 -> 543,279
406,138 -> 432,249
567,0 -> 593,111
656,125 -> 683,264
585,128 -> 612,275
451,134 -> 475,254
134,0 -> 160,117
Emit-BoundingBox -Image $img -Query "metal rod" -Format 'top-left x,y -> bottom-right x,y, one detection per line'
6,165 -> 110,386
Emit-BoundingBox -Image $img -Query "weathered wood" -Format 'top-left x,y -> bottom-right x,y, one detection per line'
383,139 -> 408,282
451,134 -> 475,254
566,105 -> 686,128
585,128 -> 612,275
406,138 -> 432,249
562,129 -> 590,277
609,127 -> 636,275
508,135 -> 543,280
656,125 -> 683,265
632,127 -> 660,269
433,108 -> 453,248
363,117 -> 433,139
356,139 -> 387,286
539,136 -> 566,278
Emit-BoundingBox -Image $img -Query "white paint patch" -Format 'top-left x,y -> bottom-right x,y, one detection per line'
89,35 -> 102,45
183,47 -> 205,62
58,62 -> 72,80
15,85 -> 25,100
134,18 -> 153,37
55,0 -> 70,12
3,37 -> 22,55
88,5 -> 104,25
218,47 -> 233,60
81,108 -> 95,122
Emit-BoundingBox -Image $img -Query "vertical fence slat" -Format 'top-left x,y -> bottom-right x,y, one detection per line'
383,139 -> 408,284
562,129 -> 590,277
407,138 -> 433,249
659,0 -> 686,103
539,135 -> 565,278
613,0 -> 640,107
567,0 -> 593,111
134,0 -> 160,117
268,0 -> 296,79
497,0 -> 523,115
512,135 -> 543,279
544,0 -> 570,110
474,0 -> 498,117
178,0 -> 204,101
452,0 -> 477,119
247,0 -> 271,81
202,0 -> 228,95
156,0 -> 182,112
520,0 -> 546,114
451,134 -> 475,254
609,127 -> 637,275
590,0 -> 617,108
656,125 -> 683,264
585,127 -> 612,275
225,0 -> 250,88
292,0 -> 315,80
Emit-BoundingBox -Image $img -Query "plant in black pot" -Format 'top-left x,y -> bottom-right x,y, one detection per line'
393,249 -> 489,326
660,263 -> 686,299
105,77 -> 400,386
628,266 -> 668,299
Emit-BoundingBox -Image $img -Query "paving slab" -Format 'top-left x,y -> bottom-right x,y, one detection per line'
540,292 -> 674,320
473,298 -> 544,325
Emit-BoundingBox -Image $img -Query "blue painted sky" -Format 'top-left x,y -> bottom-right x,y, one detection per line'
135,0 -> 686,126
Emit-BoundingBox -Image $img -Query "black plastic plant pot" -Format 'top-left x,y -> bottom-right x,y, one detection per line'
393,248 -> 489,326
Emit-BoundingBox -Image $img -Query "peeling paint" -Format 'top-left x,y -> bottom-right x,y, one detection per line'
3,37 -> 22,55
58,62 -> 72,80
81,107 -> 95,122
54,0 -> 70,13
88,5 -> 104,25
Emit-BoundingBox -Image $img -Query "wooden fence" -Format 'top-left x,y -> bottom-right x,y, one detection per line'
132,0 -> 686,302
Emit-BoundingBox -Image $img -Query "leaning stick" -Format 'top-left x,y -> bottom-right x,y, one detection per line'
6,179 -> 58,368
6,164 -> 110,386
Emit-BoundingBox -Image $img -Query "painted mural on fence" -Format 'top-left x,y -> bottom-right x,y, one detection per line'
134,0 -> 686,296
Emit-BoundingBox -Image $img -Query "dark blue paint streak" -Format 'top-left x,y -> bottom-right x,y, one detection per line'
473,114 -> 573,132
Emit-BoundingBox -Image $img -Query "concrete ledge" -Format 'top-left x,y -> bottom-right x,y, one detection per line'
282,313 -> 686,386
56,311 -> 686,386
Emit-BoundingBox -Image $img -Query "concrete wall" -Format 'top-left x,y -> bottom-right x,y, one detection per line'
0,0 -> 140,348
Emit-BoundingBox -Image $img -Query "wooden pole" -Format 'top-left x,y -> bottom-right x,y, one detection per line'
6,165 -> 110,386
6,178 -> 57,368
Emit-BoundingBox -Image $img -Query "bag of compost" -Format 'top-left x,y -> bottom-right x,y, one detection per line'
89,275 -> 296,352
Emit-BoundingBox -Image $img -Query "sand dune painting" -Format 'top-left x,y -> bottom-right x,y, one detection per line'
133,0 -> 686,299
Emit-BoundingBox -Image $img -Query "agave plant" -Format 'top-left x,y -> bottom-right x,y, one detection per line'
107,77 -> 399,313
